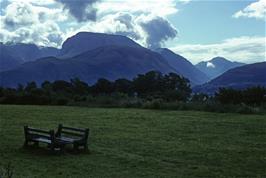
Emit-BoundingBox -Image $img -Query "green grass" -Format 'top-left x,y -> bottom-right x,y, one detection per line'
0,105 -> 266,178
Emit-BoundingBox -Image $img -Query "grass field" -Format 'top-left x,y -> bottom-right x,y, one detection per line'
0,105 -> 266,178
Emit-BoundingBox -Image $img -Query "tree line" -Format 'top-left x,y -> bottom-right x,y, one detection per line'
215,87 -> 266,105
0,70 -> 265,113
0,71 -> 191,105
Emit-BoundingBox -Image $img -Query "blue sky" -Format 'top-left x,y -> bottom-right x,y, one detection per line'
0,0 -> 265,64
169,0 -> 265,45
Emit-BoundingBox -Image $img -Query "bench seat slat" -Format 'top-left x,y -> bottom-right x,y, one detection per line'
33,137 -> 52,144
28,134 -> 51,139
61,126 -> 86,132
56,136 -> 80,143
61,131 -> 84,137
27,127 -> 51,134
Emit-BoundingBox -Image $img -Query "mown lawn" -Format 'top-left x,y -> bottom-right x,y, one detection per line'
0,105 -> 265,178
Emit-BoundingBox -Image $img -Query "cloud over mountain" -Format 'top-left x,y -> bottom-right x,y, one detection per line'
71,13 -> 178,49
171,36 -> 266,64
56,0 -> 100,22
140,16 -> 177,49
0,0 -> 179,48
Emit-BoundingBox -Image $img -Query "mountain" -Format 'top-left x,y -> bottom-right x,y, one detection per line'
0,45 -> 23,71
156,48 -> 209,85
0,45 -> 176,87
1,43 -> 59,62
59,32 -> 142,58
193,62 -> 266,94
195,57 -> 245,79
0,43 -> 59,71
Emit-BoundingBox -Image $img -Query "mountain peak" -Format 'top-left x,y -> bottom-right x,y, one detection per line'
211,57 -> 229,63
60,32 -> 142,58
196,57 -> 245,79
194,62 -> 266,94
73,31 -> 131,39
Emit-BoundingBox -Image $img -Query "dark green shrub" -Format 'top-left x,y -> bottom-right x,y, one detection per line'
55,98 -> 68,105
142,99 -> 163,109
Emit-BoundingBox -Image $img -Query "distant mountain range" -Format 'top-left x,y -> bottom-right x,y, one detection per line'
0,32 -> 210,87
0,43 -> 59,71
195,57 -> 245,79
193,62 -> 266,94
0,45 -> 176,87
0,32 -> 265,90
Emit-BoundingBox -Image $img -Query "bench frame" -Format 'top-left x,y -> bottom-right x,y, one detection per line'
55,124 -> 89,151
24,126 -> 64,153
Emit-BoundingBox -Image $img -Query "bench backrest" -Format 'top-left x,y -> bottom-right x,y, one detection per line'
56,124 -> 89,140
24,126 -> 55,142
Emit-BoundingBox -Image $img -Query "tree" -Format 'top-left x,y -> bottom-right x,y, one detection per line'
52,80 -> 73,94
41,81 -> 52,91
133,71 -> 164,98
114,78 -> 133,95
242,86 -> 266,105
91,78 -> 114,95
163,73 -> 191,101
191,93 -> 209,102
71,78 -> 89,95
24,82 -> 37,93
215,88 -> 242,104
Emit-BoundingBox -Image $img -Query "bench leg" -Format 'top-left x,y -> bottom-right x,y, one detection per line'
50,145 -> 55,153
23,140 -> 29,147
58,144 -> 65,153
84,143 -> 88,151
73,143 -> 79,153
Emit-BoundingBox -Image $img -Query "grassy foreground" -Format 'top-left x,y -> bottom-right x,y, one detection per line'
0,105 -> 265,178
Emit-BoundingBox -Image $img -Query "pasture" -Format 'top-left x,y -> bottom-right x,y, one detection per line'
0,105 -> 265,177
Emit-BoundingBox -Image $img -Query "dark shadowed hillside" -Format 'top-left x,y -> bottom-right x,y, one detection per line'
0,43 -> 59,71
156,48 -> 209,85
193,62 -> 266,93
59,32 -> 142,58
0,44 -> 23,71
0,46 -> 176,87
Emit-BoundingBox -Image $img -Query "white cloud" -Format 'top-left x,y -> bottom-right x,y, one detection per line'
7,0 -> 56,5
97,0 -> 178,17
0,1 -> 66,47
207,62 -> 215,68
0,0 -> 179,48
179,0 -> 191,4
170,36 -> 266,64
233,0 -> 266,20
67,12 -> 177,48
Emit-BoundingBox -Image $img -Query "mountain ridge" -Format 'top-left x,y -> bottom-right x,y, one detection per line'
0,45 -> 176,87
195,57 -> 245,79
156,48 -> 209,85
193,62 -> 266,93
59,32 -> 142,58
0,43 -> 59,71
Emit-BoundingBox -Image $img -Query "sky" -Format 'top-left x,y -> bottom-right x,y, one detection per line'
0,0 -> 265,64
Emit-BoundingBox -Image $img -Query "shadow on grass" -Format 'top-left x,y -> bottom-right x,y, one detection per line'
19,144 -> 91,157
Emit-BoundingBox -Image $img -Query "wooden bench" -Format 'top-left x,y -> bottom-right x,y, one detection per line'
55,124 -> 89,151
24,126 -> 64,152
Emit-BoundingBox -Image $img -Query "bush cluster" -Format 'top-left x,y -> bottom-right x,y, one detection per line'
215,87 -> 266,105
0,70 -> 265,114
0,71 -> 191,105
